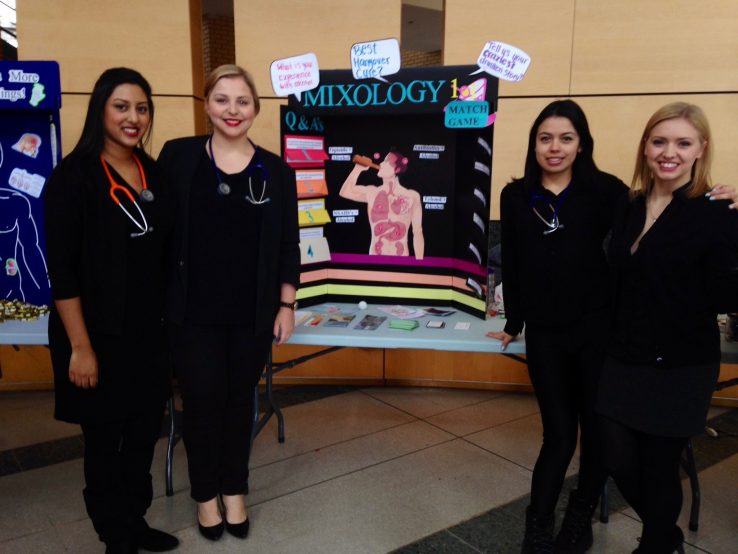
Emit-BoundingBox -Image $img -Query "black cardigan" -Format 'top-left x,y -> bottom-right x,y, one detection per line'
500,171 -> 628,336
44,150 -> 170,335
44,150 -> 173,423
157,136 -> 300,333
607,186 -> 738,368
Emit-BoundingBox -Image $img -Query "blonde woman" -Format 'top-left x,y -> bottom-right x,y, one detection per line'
598,103 -> 738,553
158,65 -> 299,541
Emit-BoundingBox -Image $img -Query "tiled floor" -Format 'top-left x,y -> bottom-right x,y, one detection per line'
0,386 -> 736,553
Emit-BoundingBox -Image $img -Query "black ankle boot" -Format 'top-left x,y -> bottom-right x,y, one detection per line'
105,541 -> 138,554
522,506 -> 555,554
554,489 -> 596,553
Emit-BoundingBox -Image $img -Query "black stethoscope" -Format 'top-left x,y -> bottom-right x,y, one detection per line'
101,154 -> 154,237
529,184 -> 571,235
207,137 -> 270,204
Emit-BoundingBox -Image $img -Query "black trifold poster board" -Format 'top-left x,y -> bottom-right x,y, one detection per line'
281,65 -> 498,318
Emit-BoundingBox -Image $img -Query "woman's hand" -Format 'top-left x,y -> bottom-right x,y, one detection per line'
69,344 -> 99,389
707,184 -> 738,210
486,330 -> 516,351
273,307 -> 295,346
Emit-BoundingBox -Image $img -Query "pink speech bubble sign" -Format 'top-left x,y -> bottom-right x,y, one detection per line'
270,53 -> 320,101
471,40 -> 531,83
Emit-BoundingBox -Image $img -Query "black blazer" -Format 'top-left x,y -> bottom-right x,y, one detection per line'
608,185 -> 738,367
157,136 -> 300,333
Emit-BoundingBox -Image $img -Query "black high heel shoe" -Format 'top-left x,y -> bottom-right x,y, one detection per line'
197,499 -> 224,541
225,517 -> 250,539
221,494 -> 250,539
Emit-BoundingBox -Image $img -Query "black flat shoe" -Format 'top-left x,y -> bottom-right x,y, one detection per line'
137,526 -> 179,552
105,541 -> 138,554
225,517 -> 250,539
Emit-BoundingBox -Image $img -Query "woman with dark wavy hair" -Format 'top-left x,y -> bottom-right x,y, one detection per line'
489,99 -> 627,553
45,67 -> 177,553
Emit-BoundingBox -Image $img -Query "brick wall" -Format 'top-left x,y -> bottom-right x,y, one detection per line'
401,49 -> 442,67
202,14 -> 235,78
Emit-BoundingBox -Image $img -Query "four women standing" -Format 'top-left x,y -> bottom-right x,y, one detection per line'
44,64 -> 735,554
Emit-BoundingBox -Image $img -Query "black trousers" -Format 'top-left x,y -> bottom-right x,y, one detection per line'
600,416 -> 687,552
525,315 -> 608,515
169,323 -> 272,502
80,405 -> 165,545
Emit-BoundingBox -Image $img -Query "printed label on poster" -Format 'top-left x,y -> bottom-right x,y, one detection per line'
12,133 -> 42,158
350,38 -> 401,82
8,167 -> 45,198
328,146 -> 353,154
413,144 -> 446,152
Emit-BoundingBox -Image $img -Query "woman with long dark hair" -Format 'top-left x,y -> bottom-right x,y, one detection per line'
44,68 -> 177,553
489,100 -> 626,553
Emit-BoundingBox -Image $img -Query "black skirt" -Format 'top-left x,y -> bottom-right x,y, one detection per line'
596,356 -> 719,437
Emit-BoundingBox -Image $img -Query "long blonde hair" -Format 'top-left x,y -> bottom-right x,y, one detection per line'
203,64 -> 260,115
631,102 -> 712,198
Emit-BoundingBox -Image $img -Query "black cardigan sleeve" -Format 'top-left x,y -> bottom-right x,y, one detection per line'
276,159 -> 301,290
706,200 -> 738,314
44,157 -> 85,300
500,182 -> 524,336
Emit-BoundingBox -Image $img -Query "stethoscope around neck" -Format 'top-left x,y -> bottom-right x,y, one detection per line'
101,154 -> 154,237
529,184 -> 572,235
207,136 -> 270,205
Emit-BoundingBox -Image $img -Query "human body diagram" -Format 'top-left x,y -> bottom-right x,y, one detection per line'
0,187 -> 49,302
339,151 -> 424,259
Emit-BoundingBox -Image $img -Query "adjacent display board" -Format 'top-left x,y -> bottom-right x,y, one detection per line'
0,61 -> 61,307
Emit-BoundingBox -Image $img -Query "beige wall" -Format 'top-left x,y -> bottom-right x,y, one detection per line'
444,0 -> 738,217
16,0 -> 205,156
233,0 -> 402,154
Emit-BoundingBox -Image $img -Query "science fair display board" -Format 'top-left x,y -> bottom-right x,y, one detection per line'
280,65 -> 497,318
0,61 -> 61,309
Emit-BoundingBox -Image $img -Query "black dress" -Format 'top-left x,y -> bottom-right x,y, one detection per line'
597,185 -> 738,437
45,151 -> 173,424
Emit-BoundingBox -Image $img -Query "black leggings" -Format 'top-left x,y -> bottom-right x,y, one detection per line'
525,324 -> 608,515
169,323 -> 272,502
600,416 -> 687,552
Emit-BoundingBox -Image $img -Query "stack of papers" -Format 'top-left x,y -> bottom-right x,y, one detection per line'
377,305 -> 426,319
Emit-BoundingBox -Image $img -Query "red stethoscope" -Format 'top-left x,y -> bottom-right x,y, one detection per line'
100,154 -> 154,237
